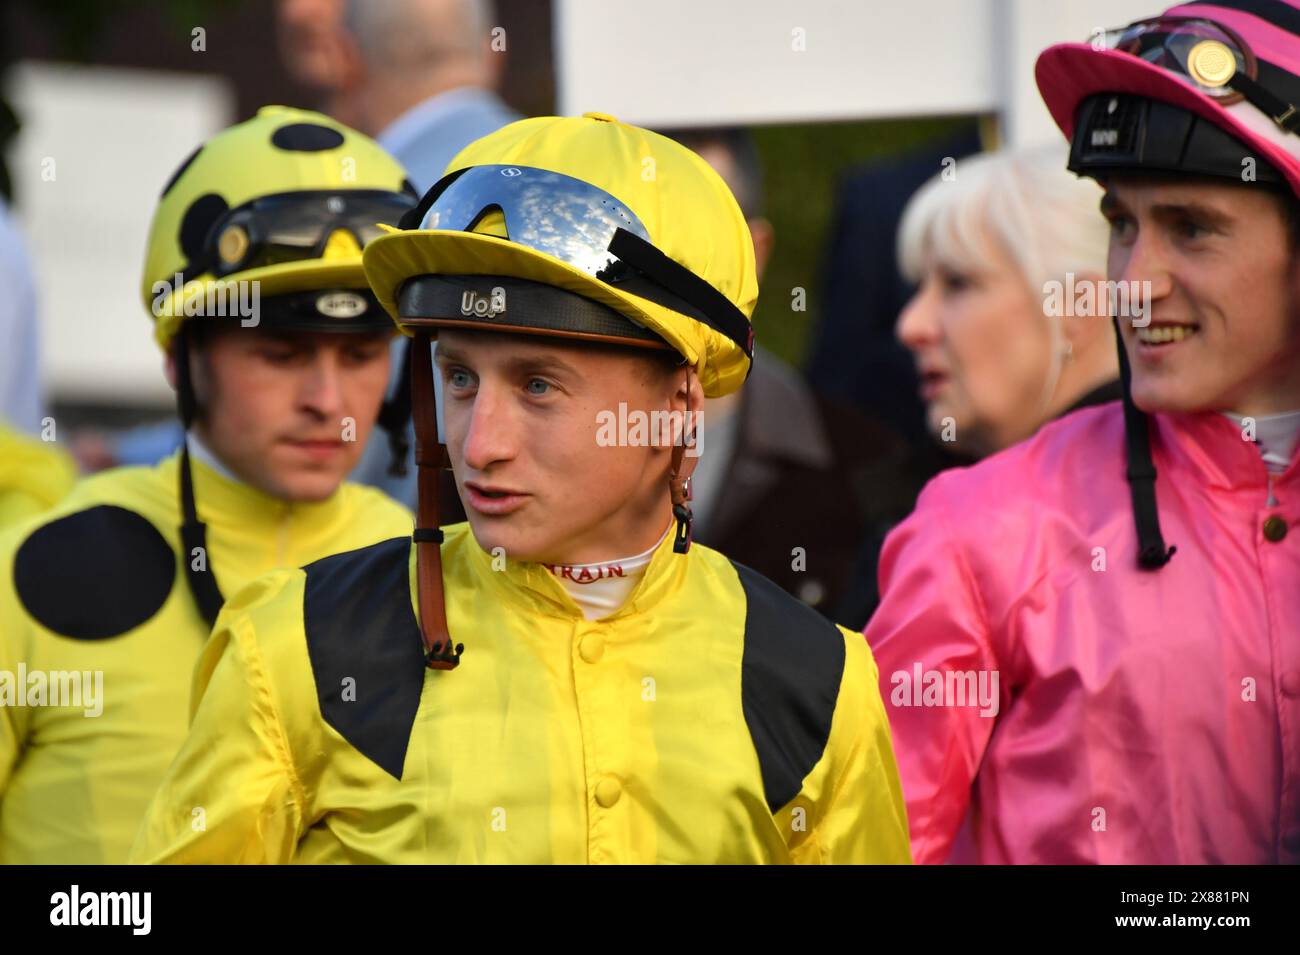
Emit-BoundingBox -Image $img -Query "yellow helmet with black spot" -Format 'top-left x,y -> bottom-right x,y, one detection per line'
140,108 -> 418,629
141,105 -> 418,349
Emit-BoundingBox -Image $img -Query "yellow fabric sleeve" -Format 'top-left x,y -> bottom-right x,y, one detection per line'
0,536 -> 29,797
785,626 -> 913,864
0,425 -> 77,531
130,571 -> 308,864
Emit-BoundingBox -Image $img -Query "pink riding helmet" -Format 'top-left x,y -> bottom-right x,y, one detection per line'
1037,1 -> 1300,199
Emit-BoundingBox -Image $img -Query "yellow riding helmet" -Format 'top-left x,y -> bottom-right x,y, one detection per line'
362,111 -> 759,397
141,105 -> 417,350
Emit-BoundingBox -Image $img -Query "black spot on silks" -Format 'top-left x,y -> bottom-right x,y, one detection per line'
14,506 -> 176,640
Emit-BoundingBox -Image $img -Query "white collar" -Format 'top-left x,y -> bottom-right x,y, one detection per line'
186,429 -> 242,484
1222,409 -> 1300,474
540,525 -> 672,621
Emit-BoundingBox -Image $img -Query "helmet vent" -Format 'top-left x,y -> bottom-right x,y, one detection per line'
1082,94 -> 1143,158
270,123 -> 345,153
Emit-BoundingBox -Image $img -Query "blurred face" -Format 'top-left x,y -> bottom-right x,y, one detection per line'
275,0 -> 351,91
1102,177 -> 1300,416
896,239 -> 1054,456
435,331 -> 687,565
184,326 -> 392,501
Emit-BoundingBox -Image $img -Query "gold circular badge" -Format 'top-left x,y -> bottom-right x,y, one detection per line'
217,224 -> 250,266
1187,39 -> 1237,87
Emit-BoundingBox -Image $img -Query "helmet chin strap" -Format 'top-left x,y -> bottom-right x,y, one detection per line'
668,366 -> 702,554
173,327 -> 225,627
410,329 -> 463,670
1112,318 -> 1176,569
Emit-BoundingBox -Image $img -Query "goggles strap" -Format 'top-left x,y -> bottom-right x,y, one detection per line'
410,329 -> 462,670
1113,319 -> 1177,569
173,327 -> 226,626
1226,71 -> 1300,131
608,227 -> 755,363
1166,4 -> 1300,131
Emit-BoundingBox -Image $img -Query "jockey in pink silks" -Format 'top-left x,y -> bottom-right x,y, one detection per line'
867,0 -> 1300,863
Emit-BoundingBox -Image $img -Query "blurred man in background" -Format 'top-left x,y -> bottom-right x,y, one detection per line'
0,196 -> 42,435
0,193 -> 76,528
661,126 -> 915,619
805,124 -> 987,447
0,95 -> 77,527
339,0 -> 522,506
275,0 -> 367,130
343,0 -> 519,190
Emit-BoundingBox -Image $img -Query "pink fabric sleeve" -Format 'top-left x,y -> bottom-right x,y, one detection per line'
863,477 -> 1002,864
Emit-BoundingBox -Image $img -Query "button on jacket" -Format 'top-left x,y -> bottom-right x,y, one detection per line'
132,524 -> 912,864
0,451 -> 412,863
866,404 -> 1300,863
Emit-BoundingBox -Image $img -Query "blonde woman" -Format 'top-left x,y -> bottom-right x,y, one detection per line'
895,146 -> 1119,457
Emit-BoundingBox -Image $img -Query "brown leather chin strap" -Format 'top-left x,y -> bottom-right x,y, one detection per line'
410,329 -> 463,670
668,367 -> 702,554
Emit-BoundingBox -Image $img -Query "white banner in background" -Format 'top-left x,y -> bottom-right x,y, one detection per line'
4,61 -> 232,405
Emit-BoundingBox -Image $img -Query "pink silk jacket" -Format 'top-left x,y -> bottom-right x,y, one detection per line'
865,403 -> 1299,863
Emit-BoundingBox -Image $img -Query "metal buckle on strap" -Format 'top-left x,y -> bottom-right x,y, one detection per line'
672,503 -> 694,554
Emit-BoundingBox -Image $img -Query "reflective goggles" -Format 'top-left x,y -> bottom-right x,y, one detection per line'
400,164 -> 754,360
1098,16 -> 1300,133
206,189 -> 417,278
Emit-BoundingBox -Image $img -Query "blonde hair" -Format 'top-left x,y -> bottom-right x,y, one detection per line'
896,145 -> 1108,409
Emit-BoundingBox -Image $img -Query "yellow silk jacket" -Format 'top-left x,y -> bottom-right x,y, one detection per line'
132,524 -> 912,864
0,451 -> 412,863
